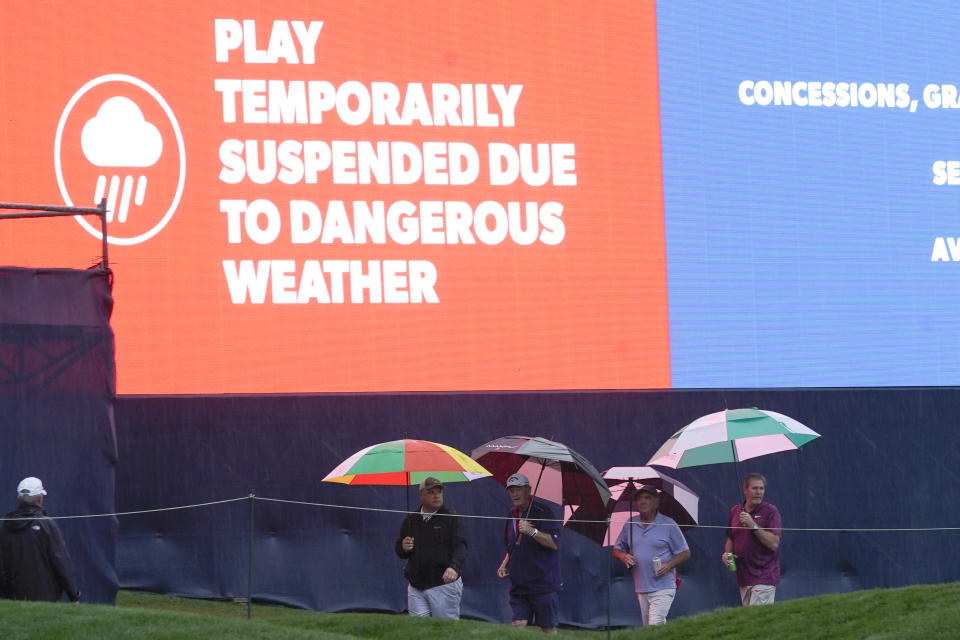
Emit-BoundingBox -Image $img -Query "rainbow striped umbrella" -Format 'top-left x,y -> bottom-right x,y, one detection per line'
323,438 -> 492,486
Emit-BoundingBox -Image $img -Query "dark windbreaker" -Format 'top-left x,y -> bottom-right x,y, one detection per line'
394,505 -> 467,591
0,502 -> 80,602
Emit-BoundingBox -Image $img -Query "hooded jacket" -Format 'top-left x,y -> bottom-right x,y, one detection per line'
0,501 -> 80,602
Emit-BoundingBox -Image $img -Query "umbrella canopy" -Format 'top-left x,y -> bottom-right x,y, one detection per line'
647,408 -> 820,469
564,466 -> 699,545
323,438 -> 492,485
470,435 -> 612,523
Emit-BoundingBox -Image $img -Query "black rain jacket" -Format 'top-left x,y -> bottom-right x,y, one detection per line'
394,505 -> 467,591
0,502 -> 80,602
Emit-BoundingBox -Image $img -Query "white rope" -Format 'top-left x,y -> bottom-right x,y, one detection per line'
2,495 -> 958,533
255,496 -> 513,521
254,497 -> 960,532
0,496 -> 249,521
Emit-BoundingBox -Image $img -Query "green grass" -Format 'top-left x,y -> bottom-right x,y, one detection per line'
0,583 -> 958,639
622,582 -> 960,639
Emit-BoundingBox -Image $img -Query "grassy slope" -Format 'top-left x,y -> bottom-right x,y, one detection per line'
626,581 -> 960,640
1,583 -> 958,640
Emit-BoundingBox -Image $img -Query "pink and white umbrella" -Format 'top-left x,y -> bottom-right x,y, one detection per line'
647,407 -> 820,469
564,466 -> 699,545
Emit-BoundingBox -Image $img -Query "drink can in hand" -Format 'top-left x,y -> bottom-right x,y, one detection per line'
652,556 -> 661,572
726,552 -> 737,572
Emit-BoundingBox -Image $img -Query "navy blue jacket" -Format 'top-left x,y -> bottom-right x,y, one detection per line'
504,498 -> 562,595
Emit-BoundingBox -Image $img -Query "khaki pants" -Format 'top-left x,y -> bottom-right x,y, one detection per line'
739,584 -> 776,605
638,588 -> 676,625
407,578 -> 463,620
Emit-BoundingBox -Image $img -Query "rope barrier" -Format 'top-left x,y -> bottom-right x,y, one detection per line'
0,496 -> 248,521
255,497 -> 960,531
2,495 -> 958,533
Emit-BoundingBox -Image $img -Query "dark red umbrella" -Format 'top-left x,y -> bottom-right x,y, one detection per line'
470,435 -> 611,528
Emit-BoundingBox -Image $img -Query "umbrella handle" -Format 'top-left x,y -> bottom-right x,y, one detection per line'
513,464 -> 547,549
521,463 -> 548,522
731,442 -> 742,492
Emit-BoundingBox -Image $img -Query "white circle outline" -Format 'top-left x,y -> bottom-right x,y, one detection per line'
54,74 -> 186,246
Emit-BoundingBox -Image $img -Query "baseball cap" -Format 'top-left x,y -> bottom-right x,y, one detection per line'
419,476 -> 444,491
506,473 -> 530,487
17,477 -> 47,498
635,484 -> 659,497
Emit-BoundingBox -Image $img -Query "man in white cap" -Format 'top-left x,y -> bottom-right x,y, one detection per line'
394,476 -> 467,619
0,477 -> 80,602
496,472 -> 561,634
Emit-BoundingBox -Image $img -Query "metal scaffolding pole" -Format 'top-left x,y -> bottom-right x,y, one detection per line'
0,199 -> 109,269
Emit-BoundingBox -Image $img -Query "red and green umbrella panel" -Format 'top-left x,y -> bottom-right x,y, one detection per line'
323,438 -> 491,486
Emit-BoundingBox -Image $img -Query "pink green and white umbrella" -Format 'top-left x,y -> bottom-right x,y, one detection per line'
647,408 -> 820,469
323,438 -> 492,486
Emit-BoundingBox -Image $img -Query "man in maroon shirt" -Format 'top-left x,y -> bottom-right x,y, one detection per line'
722,473 -> 781,605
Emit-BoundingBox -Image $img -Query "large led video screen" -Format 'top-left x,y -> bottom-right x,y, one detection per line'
0,2 -> 666,393
2,2 -> 953,393
657,2 -> 960,387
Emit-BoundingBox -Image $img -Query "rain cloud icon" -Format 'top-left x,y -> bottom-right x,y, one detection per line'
81,96 -> 163,223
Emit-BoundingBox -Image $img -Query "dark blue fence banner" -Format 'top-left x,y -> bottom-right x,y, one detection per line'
0,266 -> 118,604
115,388 -> 960,626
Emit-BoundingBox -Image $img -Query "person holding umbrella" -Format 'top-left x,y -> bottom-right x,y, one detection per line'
722,472 -> 782,605
496,473 -> 561,634
395,477 -> 467,619
611,485 -> 690,626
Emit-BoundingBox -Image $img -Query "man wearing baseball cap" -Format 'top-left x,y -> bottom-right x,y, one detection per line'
612,485 -> 689,626
394,476 -> 467,619
496,472 -> 562,634
0,477 -> 80,602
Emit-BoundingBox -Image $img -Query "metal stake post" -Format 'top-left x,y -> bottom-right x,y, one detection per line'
248,492 -> 255,619
606,517 -> 612,640
0,200 -> 110,269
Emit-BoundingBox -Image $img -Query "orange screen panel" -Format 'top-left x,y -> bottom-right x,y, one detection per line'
0,1 -> 668,393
